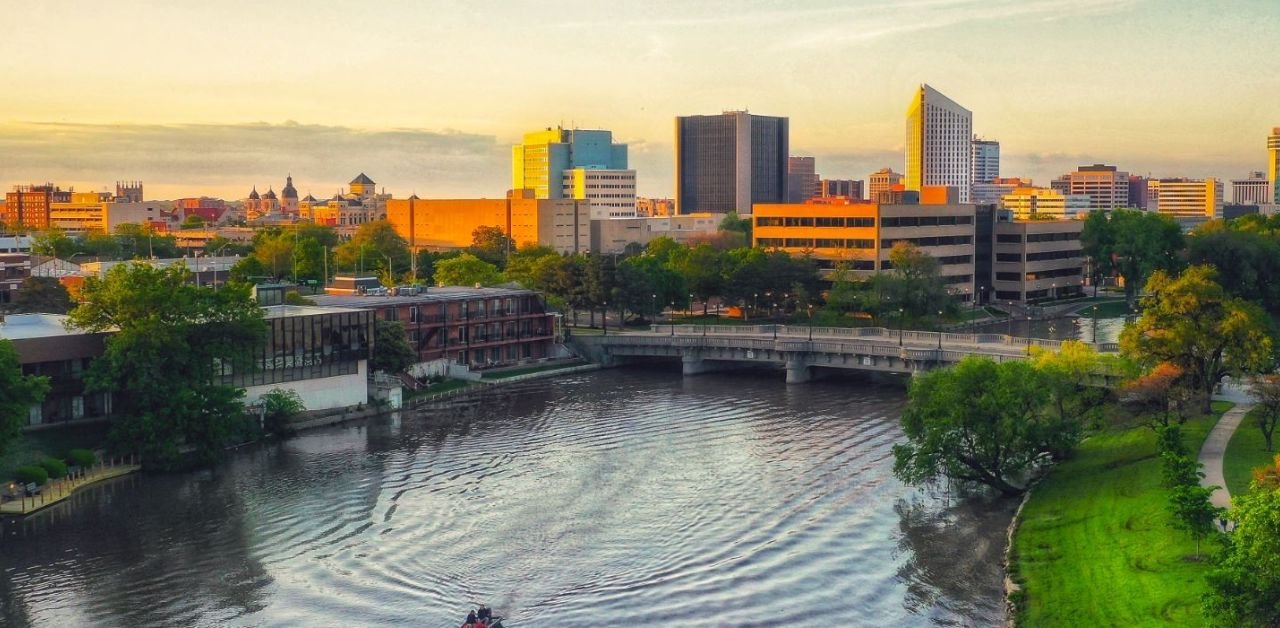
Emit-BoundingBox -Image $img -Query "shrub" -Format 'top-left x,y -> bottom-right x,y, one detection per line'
15,465 -> 48,486
40,458 -> 68,479
66,448 -> 97,468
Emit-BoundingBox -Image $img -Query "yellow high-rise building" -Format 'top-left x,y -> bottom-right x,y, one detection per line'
905,85 -> 973,203
1268,127 -> 1280,204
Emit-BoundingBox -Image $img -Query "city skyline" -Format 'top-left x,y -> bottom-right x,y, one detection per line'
2,0 -> 1278,201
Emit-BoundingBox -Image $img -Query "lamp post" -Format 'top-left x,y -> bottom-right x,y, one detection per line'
898,307 -> 905,346
773,304 -> 778,339
1007,301 -> 1015,336
688,293 -> 694,320
651,293 -> 657,327
669,301 -> 675,335
753,292 -> 758,319
808,304 -> 815,341
937,310 -> 944,349
602,300 -> 608,336
1092,305 -> 1098,344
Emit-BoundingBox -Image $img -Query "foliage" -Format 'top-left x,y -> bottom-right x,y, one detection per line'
203,235 -> 252,258
434,252 -> 503,287
1161,449 -> 1200,488
181,214 -> 205,229
81,230 -> 121,259
0,340 -> 49,457
893,357 -> 1081,496
669,243 -> 725,317
228,255 -> 269,285
31,228 -> 76,259
468,225 -> 514,269
1187,225 -> 1280,313
115,223 -> 181,258
877,241 -> 954,322
1204,455 -> 1280,626
258,388 -> 305,438
1081,209 -> 1184,304
9,276 -> 73,314
719,211 -> 752,243
38,457 -> 67,479
66,448 -> 96,468
1167,480 -> 1220,559
1121,362 -> 1194,430
1120,265 -> 1274,411
283,291 -> 316,306
14,465 -> 48,486
1031,340 -> 1115,432
68,262 -> 265,468
334,220 -> 410,280
372,320 -> 417,374
1250,374 -> 1280,451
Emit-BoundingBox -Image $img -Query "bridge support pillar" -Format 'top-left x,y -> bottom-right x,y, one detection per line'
785,359 -> 812,384
682,355 -> 713,376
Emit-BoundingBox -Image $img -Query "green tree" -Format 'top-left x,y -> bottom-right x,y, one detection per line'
669,243 -> 724,316
468,225 -> 514,269
1079,210 -> 1115,297
252,231 -> 294,279
180,214 -> 205,229
31,228 -> 76,259
719,210 -> 752,244
9,276 -> 73,314
0,340 -> 50,456
371,320 -> 416,374
228,256 -> 269,285
1121,265 -> 1274,412
434,252 -> 502,287
334,220 -> 410,277
81,230 -> 121,259
1082,209 -> 1184,306
1249,374 -> 1280,451
115,223 -> 181,259
257,388 -> 305,437
1187,223 -> 1280,313
893,357 -> 1080,497
878,241 -> 954,322
68,262 -> 266,468
1205,455 -> 1280,626
1167,479 -> 1221,559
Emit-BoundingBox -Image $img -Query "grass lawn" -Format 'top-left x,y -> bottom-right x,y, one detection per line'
1013,401 -> 1233,626
1223,407 -> 1278,497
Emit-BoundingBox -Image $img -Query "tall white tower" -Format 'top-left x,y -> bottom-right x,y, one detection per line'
906,84 -> 973,203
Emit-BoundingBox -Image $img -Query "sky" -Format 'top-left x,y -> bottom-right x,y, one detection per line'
1,0 -> 1278,201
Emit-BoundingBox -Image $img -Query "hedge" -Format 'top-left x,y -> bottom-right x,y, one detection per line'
39,458 -> 68,479
15,465 -> 48,486
66,449 -> 97,468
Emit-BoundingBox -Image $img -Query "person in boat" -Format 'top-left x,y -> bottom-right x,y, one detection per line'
463,609 -> 477,627
478,606 -> 491,621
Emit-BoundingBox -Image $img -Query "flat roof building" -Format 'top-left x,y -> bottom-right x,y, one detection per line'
1147,178 -> 1223,219
906,85 -> 973,203
1051,164 -> 1131,210
868,168 -> 904,202
386,190 -> 590,255
991,219 -> 1085,303
1232,171 -> 1271,205
676,111 -> 789,214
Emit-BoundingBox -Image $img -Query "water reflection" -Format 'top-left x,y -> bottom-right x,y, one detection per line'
3,370 -> 1015,626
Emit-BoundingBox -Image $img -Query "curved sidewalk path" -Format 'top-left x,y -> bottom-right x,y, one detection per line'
1199,404 -> 1253,510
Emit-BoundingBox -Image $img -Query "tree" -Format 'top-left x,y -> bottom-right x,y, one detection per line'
719,210 -> 752,244
371,320 -> 416,374
1187,226 -> 1280,313
669,243 -> 724,316
252,231 -> 294,279
1204,455 -> 1280,625
68,262 -> 266,468
334,220 -> 410,277
1082,209 -> 1184,306
893,357 -> 1080,497
180,214 -> 205,230
468,225 -> 513,269
1167,480 -> 1221,559
1121,265 -> 1274,412
434,252 -> 502,287
228,256 -> 269,285
0,340 -> 50,457
878,241 -> 954,322
1121,362 -> 1194,430
81,230 -> 121,259
1249,374 -> 1280,451
31,228 -> 76,259
257,388 -> 305,437
9,276 -> 74,314
1080,210 -> 1114,297
115,223 -> 181,259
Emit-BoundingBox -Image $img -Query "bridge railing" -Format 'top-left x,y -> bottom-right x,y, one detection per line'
647,324 -> 1118,354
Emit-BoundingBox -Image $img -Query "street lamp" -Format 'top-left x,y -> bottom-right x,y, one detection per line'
808,304 -> 815,340
602,300 -> 608,336
898,307 -> 905,346
937,310 -> 944,349
651,293 -> 657,327
688,293 -> 694,320
1091,305 -> 1098,344
753,292 -> 758,318
773,304 -> 779,339
669,301 -> 675,335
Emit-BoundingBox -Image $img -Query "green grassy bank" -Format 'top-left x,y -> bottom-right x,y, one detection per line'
1012,401 -> 1232,626
1223,407 -> 1278,498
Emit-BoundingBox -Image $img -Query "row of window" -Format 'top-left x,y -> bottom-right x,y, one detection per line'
882,235 -> 972,248
996,249 -> 1083,263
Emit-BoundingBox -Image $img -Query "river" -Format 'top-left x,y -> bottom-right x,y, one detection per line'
1,369 -> 1015,627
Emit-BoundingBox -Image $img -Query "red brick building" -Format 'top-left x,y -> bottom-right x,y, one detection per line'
314,287 -> 559,369
4,185 -> 70,229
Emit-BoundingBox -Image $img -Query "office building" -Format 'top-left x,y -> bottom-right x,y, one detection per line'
1128,175 -> 1149,210
1051,164 -> 1131,210
972,138 -> 1000,184
787,157 -> 819,203
0,253 -> 31,305
1233,171 -> 1271,205
48,192 -> 169,233
1147,178 -> 1223,219
753,188 -> 975,289
1000,187 -> 1092,220
992,219 -> 1085,302
591,214 -> 722,254
905,85 -> 973,203
868,168 -> 905,201
1269,127 -> 1280,204
972,177 -> 1032,205
817,179 -> 864,201
513,126 -> 634,219
386,189 -> 590,255
675,111 -> 789,214
4,185 -> 71,229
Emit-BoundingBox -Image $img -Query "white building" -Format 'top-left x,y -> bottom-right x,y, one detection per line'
906,84 -> 973,203
1232,171 -> 1271,205
562,168 -> 637,219
972,138 -> 1000,184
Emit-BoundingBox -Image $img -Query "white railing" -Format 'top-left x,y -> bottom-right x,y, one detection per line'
643,324 -> 1115,354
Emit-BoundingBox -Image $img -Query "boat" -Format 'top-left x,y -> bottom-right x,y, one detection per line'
459,609 -> 504,628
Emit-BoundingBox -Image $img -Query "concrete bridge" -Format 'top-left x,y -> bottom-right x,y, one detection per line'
570,324 -> 1121,384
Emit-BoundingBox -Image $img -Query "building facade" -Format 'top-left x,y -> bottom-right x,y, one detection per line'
1269,127 -> 1280,204
513,127 -> 634,219
991,219 -> 1085,303
675,111 -> 789,214
1147,178 -> 1223,219
313,287 -> 557,369
972,138 -> 1000,184
868,168 -> 904,201
787,156 -> 819,203
972,177 -> 1032,204
4,185 -> 71,229
1051,164 -> 1130,210
905,85 -> 973,203
299,173 -> 390,226
635,197 -> 675,217
49,192 -> 169,233
562,168 -> 636,219
590,214 -> 722,254
1000,186 -> 1092,219
817,178 -> 864,201
386,189 -> 590,255
0,253 -> 31,306
1233,171 -> 1271,205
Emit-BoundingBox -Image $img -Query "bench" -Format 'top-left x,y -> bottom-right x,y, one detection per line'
24,483 -> 41,497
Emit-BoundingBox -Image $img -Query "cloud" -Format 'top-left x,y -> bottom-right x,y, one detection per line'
0,121 -> 508,200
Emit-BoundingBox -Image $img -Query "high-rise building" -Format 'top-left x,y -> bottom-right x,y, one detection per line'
1127,175 -> 1149,211
817,179 -> 864,201
972,138 -> 1000,184
675,111 -> 789,214
905,84 -> 973,203
787,157 -> 818,203
1232,171 -> 1271,205
1147,178 -> 1223,219
868,168 -> 904,201
512,126 -> 633,219
1051,164 -> 1130,210
1269,127 -> 1280,204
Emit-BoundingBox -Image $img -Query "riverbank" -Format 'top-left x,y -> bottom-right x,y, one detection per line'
0,460 -> 140,516
1010,401 -> 1232,626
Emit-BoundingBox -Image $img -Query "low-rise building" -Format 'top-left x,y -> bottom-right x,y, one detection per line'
49,192 -> 171,233
816,179 -> 864,201
1147,177 -> 1223,219
386,189 -> 590,254
1000,186 -> 1092,219
0,253 -> 31,306
313,286 -> 558,369
590,214 -> 722,254
991,219 -> 1084,303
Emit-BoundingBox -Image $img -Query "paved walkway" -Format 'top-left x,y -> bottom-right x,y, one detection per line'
1199,404 -> 1253,510
0,464 -> 139,516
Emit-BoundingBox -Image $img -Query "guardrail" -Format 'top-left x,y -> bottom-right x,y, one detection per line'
644,324 -> 1117,353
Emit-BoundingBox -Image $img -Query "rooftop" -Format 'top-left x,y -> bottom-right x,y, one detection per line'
261,304 -> 366,319
0,314 -> 93,340
313,286 -> 540,308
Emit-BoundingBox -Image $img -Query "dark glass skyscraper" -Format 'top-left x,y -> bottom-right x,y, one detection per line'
675,111 -> 788,214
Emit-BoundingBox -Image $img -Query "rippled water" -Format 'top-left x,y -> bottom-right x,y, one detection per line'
1,369 -> 1014,627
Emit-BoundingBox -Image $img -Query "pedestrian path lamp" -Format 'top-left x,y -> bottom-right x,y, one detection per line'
808,304 -> 815,341
937,310 -> 944,349
602,300 -> 607,336
670,302 -> 675,335
898,307 -> 905,346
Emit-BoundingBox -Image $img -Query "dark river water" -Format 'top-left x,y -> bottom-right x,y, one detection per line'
1,369 -> 1015,627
